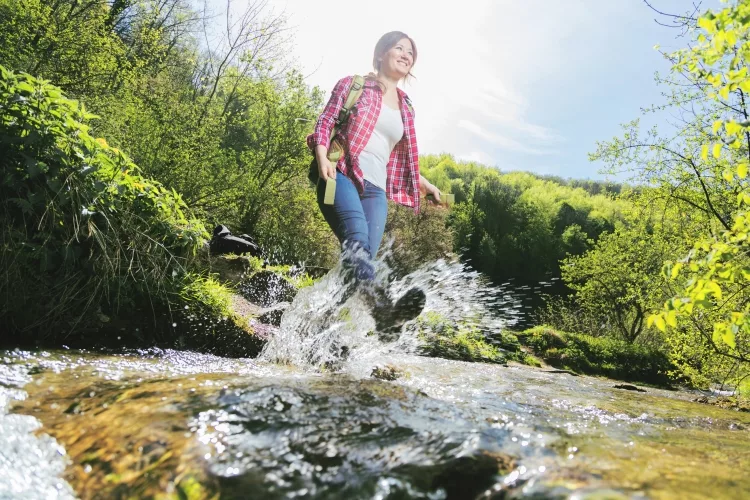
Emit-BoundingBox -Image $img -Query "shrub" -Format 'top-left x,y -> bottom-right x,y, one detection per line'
416,312 -> 506,364
517,325 -> 674,385
0,65 -> 247,350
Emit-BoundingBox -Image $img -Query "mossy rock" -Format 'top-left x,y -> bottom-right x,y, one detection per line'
210,255 -> 261,285
693,395 -> 750,412
371,364 -> 406,381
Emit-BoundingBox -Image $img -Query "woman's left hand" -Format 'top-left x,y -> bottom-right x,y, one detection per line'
419,175 -> 441,204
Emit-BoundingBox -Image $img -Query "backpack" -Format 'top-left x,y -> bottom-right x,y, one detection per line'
307,75 -> 366,185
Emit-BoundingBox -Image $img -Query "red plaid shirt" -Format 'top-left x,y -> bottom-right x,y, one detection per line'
307,75 -> 421,211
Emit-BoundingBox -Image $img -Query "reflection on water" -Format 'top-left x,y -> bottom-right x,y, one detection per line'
2,348 -> 749,499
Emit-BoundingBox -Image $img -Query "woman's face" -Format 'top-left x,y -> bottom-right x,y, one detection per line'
379,38 -> 414,80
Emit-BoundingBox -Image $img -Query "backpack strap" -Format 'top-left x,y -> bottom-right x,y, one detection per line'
334,74 -> 365,127
402,94 -> 414,116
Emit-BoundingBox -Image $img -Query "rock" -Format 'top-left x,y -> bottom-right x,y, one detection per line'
693,395 -> 750,412
715,396 -> 750,412
239,270 -> 297,307
613,384 -> 646,393
543,369 -> 579,376
371,364 -> 405,381
230,294 -> 263,319
425,450 -> 516,499
211,255 -> 256,285
258,303 -> 289,327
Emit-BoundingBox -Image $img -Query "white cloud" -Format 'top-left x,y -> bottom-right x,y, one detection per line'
457,120 -> 552,156
456,151 -> 495,165
467,87 -> 562,142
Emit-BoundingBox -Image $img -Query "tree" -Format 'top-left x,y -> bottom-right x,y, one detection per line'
592,1 -> 750,386
561,223 -> 673,343
421,155 -> 627,285
648,2 -> 750,377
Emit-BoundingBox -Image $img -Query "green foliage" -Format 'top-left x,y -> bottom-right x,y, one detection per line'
0,63 -> 259,353
421,154 -> 628,284
416,312 -> 506,364
0,65 -> 248,348
180,274 -> 234,317
250,177 -> 338,268
260,262 -> 316,290
559,213 -> 682,342
586,1 -> 750,390
0,0 -> 129,97
517,326 -> 674,385
0,0 -> 334,269
383,201 -> 455,276
618,2 -> 750,387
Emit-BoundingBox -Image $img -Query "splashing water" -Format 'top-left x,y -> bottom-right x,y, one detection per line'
259,251 -> 525,370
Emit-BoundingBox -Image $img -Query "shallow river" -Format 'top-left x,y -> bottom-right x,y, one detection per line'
1,347 -> 748,499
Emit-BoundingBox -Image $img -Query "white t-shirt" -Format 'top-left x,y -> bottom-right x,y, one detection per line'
359,105 -> 404,190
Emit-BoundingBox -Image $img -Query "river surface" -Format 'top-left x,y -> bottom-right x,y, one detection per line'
1,348 -> 748,500
1,259 -> 749,499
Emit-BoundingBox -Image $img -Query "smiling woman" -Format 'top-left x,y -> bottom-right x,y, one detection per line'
372,31 -> 418,84
306,31 -> 443,339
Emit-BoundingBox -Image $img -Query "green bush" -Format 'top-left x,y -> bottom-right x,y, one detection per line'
416,312 -> 507,364
0,65 -> 248,349
517,325 -> 674,385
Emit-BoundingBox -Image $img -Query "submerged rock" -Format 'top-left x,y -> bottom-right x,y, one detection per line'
692,395 -> 750,412
613,384 -> 646,393
371,364 -> 406,381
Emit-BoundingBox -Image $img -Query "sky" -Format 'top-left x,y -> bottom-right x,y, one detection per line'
209,0 -> 721,181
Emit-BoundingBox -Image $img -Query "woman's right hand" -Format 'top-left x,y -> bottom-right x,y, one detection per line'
315,145 -> 336,181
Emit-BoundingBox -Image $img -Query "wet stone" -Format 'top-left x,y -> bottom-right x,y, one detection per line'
2,339 -> 750,500
258,303 -> 289,327
370,364 -> 406,381
613,384 -> 647,393
238,270 -> 297,307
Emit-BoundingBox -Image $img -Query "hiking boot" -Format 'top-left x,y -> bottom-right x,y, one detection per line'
372,287 -> 426,342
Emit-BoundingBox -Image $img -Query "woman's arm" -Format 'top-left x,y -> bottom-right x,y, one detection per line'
419,175 -> 441,203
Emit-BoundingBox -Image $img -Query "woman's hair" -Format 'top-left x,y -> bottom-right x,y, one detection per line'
372,31 -> 417,81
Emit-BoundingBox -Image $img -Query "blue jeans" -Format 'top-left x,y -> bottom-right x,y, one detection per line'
317,171 -> 387,282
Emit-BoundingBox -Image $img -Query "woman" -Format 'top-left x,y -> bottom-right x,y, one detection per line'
306,31 -> 441,337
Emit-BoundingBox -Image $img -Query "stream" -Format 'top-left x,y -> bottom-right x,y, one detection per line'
1,259 -> 748,499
